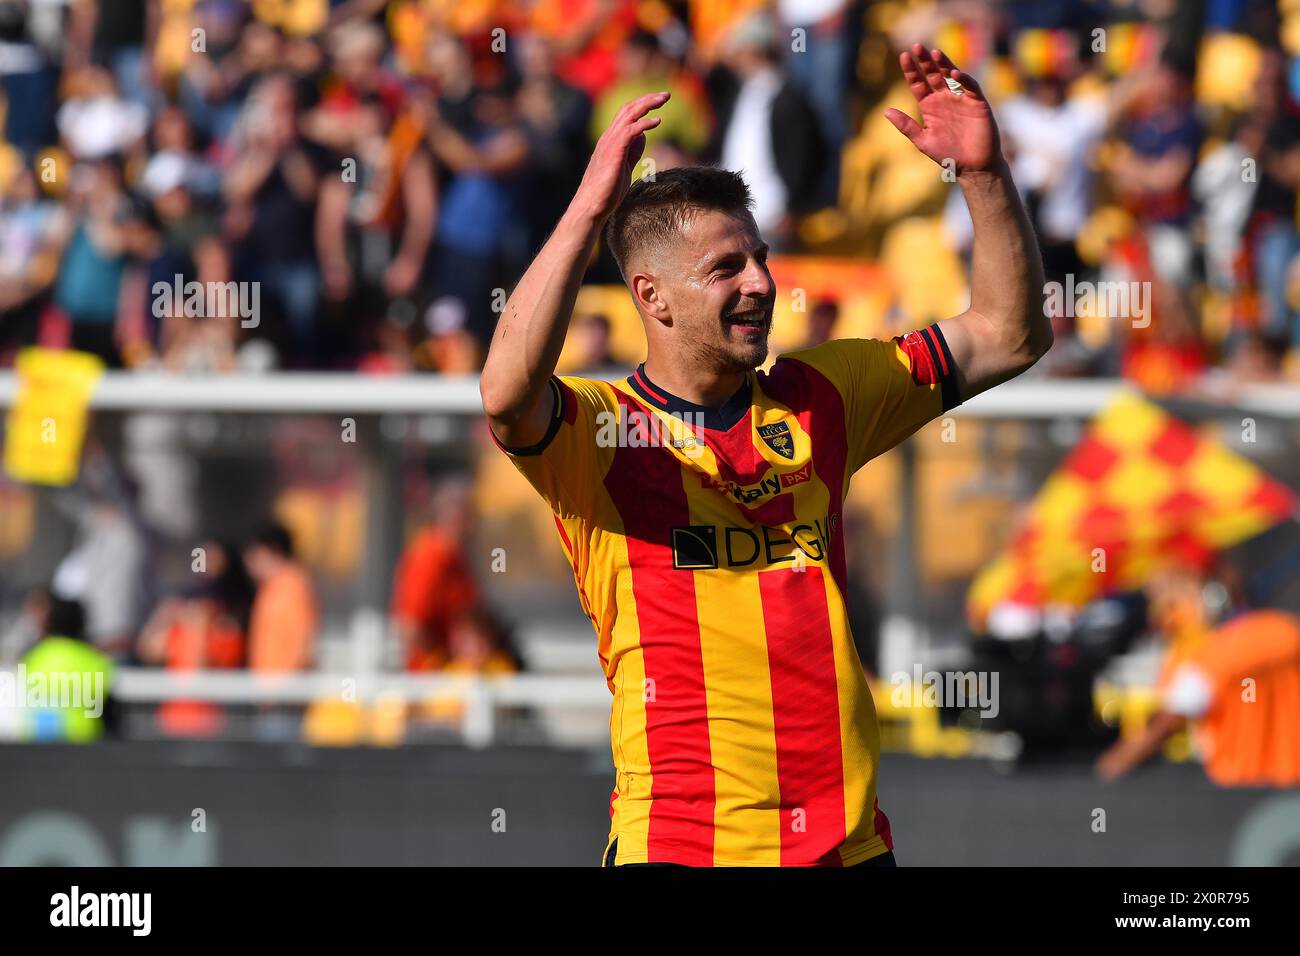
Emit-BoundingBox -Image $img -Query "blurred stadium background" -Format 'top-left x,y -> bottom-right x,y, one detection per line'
1,0 -> 1300,865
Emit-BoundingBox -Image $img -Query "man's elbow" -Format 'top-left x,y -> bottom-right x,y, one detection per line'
1025,318 -> 1055,365
479,376 -> 514,424
479,374 -> 533,428
1006,313 -> 1054,375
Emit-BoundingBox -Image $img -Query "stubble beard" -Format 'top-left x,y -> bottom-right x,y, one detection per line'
700,332 -> 768,374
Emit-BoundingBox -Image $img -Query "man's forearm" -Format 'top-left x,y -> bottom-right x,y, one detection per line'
960,161 -> 1050,368
1096,711 -> 1185,781
480,206 -> 603,426
884,46 -> 1049,393
480,90 -> 668,437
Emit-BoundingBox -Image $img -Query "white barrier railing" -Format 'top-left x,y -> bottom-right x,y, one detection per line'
109,667 -> 612,748
1,371 -> 1297,418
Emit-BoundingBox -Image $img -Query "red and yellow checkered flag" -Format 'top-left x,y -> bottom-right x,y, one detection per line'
967,392 -> 1296,630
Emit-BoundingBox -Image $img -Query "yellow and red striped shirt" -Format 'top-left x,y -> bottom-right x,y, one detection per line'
494,326 -> 961,865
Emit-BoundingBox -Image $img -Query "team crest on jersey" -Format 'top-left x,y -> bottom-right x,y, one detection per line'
756,421 -> 794,459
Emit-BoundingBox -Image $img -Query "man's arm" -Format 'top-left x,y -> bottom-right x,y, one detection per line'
885,45 -> 1051,398
480,92 -> 668,448
1095,711 -> 1186,781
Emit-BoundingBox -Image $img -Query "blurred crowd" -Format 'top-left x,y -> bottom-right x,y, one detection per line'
2,461 -> 522,741
0,0 -> 1294,387
4,469 -> 518,673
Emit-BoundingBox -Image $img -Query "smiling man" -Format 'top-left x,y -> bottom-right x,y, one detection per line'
480,46 -> 1050,866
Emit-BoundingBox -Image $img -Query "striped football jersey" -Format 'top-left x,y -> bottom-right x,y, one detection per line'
493,325 -> 962,865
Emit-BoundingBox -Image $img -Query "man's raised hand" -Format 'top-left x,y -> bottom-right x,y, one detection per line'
570,91 -> 670,223
884,45 -> 1001,176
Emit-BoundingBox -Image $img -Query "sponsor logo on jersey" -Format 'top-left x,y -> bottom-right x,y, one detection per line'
779,461 -> 812,488
757,421 -> 795,459
671,515 -> 839,569
699,461 -> 812,505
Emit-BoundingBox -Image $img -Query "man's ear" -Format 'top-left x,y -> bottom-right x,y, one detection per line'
631,271 -> 670,322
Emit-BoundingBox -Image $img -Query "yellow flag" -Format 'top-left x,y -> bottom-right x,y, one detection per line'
4,348 -> 104,486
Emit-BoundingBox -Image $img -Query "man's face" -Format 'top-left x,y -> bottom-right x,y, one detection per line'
1148,566 -> 1210,641
640,209 -> 776,373
243,546 -> 271,582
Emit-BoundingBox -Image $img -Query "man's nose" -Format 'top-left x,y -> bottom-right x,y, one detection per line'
739,260 -> 774,300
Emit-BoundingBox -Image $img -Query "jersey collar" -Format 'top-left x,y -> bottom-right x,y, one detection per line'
628,363 -> 753,432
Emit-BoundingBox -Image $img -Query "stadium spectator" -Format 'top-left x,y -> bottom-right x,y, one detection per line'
315,89 -> 437,365
424,76 -> 531,348
50,472 -> 152,660
143,105 -> 221,202
1248,47 -> 1300,347
1193,110 -> 1264,298
591,27 -> 709,171
515,32 -> 594,254
800,298 -> 840,348
356,309 -> 417,374
0,161 -> 61,362
1201,330 -> 1292,398
137,539 -> 253,735
842,510 -> 884,680
153,241 -> 242,373
444,607 -> 521,675
776,0 -> 858,203
19,596 -> 115,743
417,607 -> 521,725
176,10 -> 281,145
137,540 -> 253,670
997,56 -> 1107,289
307,20 -> 407,152
243,522 -> 319,673
390,479 -> 481,671
409,295 -> 482,372
707,12 -> 829,247
55,65 -> 149,161
0,0 -> 59,157
532,0 -> 639,99
66,0 -> 157,110
223,72 -> 326,366
139,109 -> 234,369
1108,63 -> 1202,291
569,310 -> 625,376
49,155 -> 152,368
1096,563 -> 1300,787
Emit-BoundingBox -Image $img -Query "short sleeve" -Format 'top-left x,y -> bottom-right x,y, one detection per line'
781,324 -> 962,474
490,375 -> 618,519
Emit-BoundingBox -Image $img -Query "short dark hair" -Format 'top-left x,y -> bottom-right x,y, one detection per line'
251,521 -> 294,558
603,166 -> 753,280
45,597 -> 86,642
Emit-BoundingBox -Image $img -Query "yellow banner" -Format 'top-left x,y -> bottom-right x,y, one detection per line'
3,348 -> 104,486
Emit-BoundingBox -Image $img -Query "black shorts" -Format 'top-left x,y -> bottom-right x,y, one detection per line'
603,839 -> 897,868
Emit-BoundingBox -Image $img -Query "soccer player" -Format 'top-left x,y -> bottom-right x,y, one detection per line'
480,45 -> 1051,866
